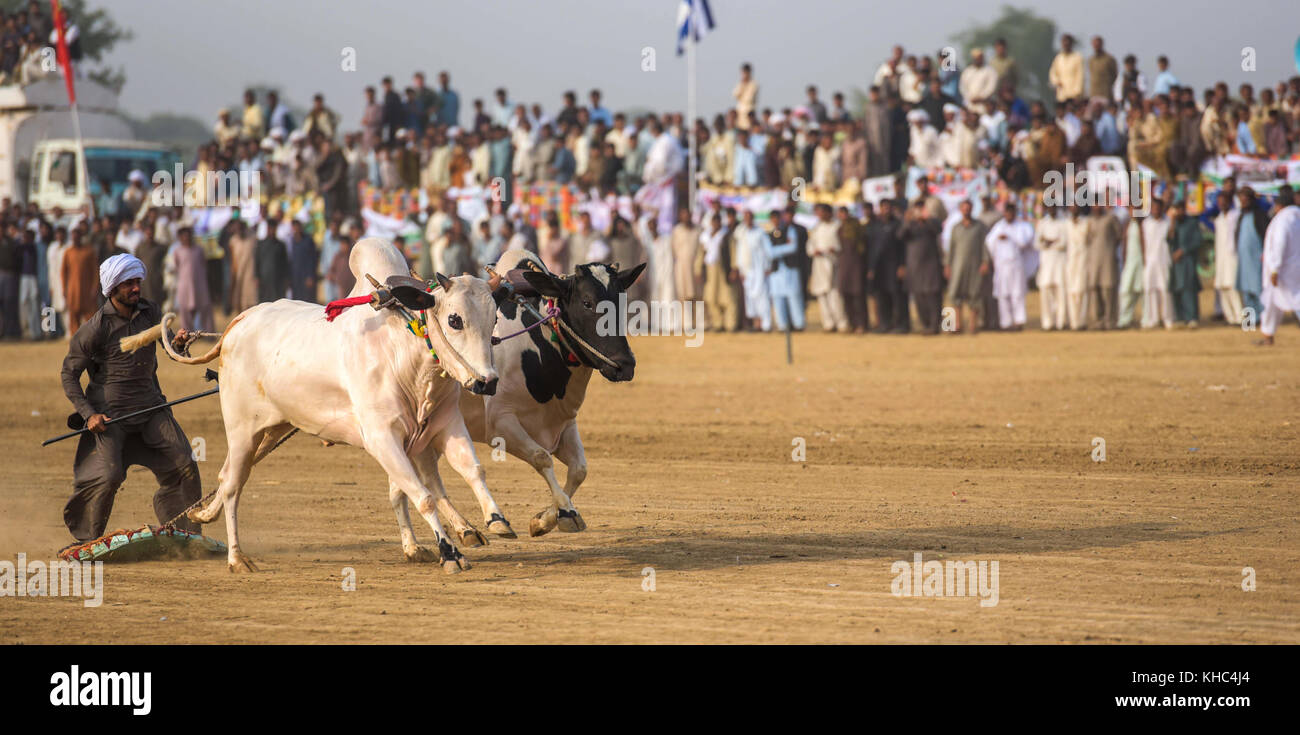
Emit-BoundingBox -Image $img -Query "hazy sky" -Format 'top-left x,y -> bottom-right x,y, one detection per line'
104,0 -> 1299,129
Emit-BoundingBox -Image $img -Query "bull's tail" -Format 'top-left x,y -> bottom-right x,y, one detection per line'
121,311 -> 248,365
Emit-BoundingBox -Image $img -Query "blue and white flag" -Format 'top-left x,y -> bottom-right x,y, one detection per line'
676,0 -> 715,56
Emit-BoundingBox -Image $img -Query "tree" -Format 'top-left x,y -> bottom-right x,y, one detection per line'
951,5 -> 1057,105
2,0 -> 132,91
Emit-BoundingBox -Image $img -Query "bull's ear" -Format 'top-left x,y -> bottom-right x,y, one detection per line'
614,263 -> 647,292
520,269 -> 569,299
434,272 -> 453,291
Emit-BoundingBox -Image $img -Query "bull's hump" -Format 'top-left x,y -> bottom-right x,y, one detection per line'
503,248 -> 546,275
347,237 -> 411,298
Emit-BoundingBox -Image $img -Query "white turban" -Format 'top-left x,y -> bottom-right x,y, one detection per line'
100,253 -> 146,297
943,103 -> 962,117
906,109 -> 930,124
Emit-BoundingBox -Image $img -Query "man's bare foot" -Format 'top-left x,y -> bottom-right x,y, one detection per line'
1253,336 -> 1275,346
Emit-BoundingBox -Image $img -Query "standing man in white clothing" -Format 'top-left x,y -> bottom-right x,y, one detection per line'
1212,192 -> 1243,325
1140,198 -> 1174,329
1255,188 -> 1300,346
808,204 -> 848,332
985,203 -> 1035,330
1065,205 -> 1091,330
742,211 -> 773,332
1117,202 -> 1145,328
1034,205 -> 1069,330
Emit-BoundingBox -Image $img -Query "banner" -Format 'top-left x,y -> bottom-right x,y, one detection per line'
355,182 -> 427,218
861,175 -> 897,206
907,167 -> 994,217
1199,154 -> 1300,190
515,182 -> 581,231
190,194 -> 326,245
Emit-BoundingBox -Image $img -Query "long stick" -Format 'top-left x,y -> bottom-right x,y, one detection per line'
42,386 -> 219,447
70,99 -> 95,218
783,298 -> 793,364
687,32 -> 696,224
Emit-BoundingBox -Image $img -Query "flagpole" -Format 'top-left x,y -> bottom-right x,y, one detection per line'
686,32 -> 697,224
51,0 -> 93,218
70,99 -> 93,217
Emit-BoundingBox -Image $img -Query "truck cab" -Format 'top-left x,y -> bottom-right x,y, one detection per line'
28,139 -> 179,217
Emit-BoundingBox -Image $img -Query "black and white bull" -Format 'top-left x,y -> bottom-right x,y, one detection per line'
457,249 -> 644,536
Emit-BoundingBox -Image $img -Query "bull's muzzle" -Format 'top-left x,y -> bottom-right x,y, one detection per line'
470,377 -> 498,395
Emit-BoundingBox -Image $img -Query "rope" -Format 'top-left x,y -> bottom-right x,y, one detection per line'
161,427 -> 300,528
492,301 -> 559,344
514,296 -> 620,369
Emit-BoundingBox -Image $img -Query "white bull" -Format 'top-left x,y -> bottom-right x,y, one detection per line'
147,237 -> 514,573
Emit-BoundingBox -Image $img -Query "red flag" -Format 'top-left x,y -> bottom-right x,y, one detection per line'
51,0 -> 76,105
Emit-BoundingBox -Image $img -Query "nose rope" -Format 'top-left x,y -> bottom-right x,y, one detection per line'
511,295 -> 621,369
418,290 -> 489,385
491,301 -> 559,345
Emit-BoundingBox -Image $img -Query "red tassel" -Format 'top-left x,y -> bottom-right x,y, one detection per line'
324,295 -> 373,322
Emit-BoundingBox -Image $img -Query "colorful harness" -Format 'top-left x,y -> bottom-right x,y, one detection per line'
324,276 -> 441,363
323,269 -> 616,370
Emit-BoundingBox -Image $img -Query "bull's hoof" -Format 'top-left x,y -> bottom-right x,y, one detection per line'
187,507 -> 214,524
403,545 -> 438,563
556,507 -> 586,533
529,508 -> 558,537
228,552 -> 259,573
460,527 -> 488,547
437,538 -> 470,574
487,513 -> 517,539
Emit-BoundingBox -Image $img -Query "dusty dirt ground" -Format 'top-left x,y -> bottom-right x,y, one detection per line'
1,291 -> 1297,644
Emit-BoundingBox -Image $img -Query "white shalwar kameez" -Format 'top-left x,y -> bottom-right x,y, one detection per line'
985,218 -> 1035,328
1261,205 -> 1300,337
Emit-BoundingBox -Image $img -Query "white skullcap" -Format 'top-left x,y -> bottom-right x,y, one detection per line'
943,103 -> 961,116
906,109 -> 930,123
100,253 -> 146,297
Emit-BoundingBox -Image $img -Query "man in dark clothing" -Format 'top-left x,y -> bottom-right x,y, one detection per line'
862,86 -> 893,177
255,219 -> 290,303
316,138 -> 348,222
866,198 -> 909,333
1167,202 -> 1203,325
919,78 -> 957,131
134,231 -> 168,306
59,253 -> 202,543
836,206 -> 869,332
380,76 -> 405,144
898,201 -> 945,334
888,95 -> 910,173
782,204 -> 811,302
0,229 -> 20,339
287,220 -> 319,303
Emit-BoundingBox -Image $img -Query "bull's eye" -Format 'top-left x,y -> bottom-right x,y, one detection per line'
583,300 -> 594,310
448,314 -> 463,330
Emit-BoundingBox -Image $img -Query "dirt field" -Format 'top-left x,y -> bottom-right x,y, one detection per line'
2,292 -> 1297,644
